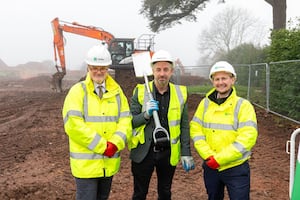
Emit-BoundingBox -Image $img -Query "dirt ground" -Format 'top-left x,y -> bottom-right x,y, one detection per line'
0,71 -> 299,200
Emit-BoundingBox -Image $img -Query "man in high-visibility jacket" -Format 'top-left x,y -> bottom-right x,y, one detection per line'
190,61 -> 258,200
62,44 -> 132,200
129,50 -> 195,200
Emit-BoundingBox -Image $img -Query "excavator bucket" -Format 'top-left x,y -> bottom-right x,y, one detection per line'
51,71 -> 65,92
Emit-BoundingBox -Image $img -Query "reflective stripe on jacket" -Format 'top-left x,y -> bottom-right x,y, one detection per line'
62,73 -> 132,178
130,81 -> 187,166
190,87 -> 257,171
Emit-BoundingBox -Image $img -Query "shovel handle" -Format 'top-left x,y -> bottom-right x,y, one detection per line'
143,73 -> 170,143
143,74 -> 163,127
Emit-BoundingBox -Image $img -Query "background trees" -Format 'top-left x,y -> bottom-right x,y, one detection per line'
140,0 -> 209,32
268,19 -> 300,61
220,43 -> 267,65
140,0 -> 298,120
140,0 -> 287,32
196,7 -> 267,64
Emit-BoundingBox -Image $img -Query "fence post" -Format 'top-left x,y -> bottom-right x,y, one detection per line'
265,63 -> 270,111
286,128 -> 300,198
247,64 -> 251,100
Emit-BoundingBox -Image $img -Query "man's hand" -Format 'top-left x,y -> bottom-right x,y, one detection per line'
205,156 -> 220,169
145,99 -> 159,119
181,156 -> 195,172
104,142 -> 118,157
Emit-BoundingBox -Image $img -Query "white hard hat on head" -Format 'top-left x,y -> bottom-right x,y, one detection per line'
151,50 -> 174,67
85,44 -> 112,66
209,61 -> 236,80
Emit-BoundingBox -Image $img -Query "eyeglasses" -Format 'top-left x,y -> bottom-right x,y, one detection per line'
88,66 -> 108,72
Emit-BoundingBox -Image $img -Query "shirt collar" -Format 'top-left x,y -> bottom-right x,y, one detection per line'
94,81 -> 106,90
153,83 -> 170,96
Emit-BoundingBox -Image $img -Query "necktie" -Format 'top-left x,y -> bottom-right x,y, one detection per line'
98,86 -> 103,99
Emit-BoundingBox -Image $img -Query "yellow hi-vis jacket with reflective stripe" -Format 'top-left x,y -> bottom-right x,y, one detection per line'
129,81 -> 187,166
62,73 -> 132,178
190,87 -> 257,171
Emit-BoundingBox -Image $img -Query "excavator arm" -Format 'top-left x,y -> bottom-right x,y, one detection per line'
50,17 -> 115,92
51,17 -> 115,74
50,17 -> 155,92
51,18 -> 66,75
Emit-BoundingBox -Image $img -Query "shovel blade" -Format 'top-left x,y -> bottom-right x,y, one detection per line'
132,51 -> 153,77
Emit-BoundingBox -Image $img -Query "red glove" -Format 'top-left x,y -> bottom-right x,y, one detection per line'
206,156 -> 220,169
104,142 -> 118,157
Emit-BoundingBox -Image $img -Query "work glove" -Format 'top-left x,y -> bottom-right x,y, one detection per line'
205,156 -> 220,169
103,142 -> 118,157
181,156 -> 195,172
144,99 -> 159,119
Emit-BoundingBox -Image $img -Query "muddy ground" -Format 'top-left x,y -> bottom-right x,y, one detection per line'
0,71 -> 299,200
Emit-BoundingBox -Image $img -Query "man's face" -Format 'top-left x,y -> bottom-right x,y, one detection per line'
152,61 -> 174,88
88,65 -> 109,84
211,71 -> 235,95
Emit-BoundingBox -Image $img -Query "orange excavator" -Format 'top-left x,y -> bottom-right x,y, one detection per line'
51,17 -> 155,92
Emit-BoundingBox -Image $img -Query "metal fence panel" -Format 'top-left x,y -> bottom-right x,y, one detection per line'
177,60 -> 300,124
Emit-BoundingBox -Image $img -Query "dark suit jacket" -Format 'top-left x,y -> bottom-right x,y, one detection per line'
129,83 -> 191,163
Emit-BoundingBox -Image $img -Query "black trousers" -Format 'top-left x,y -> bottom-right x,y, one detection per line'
131,147 -> 176,200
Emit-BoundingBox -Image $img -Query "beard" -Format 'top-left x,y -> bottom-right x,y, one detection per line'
157,78 -> 168,87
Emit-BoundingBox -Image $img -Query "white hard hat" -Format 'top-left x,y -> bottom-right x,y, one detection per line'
209,61 -> 236,80
85,44 -> 112,66
151,50 -> 174,67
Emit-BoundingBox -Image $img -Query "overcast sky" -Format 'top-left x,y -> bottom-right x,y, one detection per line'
0,0 -> 299,69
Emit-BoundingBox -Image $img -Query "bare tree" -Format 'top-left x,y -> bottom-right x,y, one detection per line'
197,7 -> 266,63
140,0 -> 286,32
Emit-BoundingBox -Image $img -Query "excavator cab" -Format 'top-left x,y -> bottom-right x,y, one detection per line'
108,34 -> 155,69
109,38 -> 134,65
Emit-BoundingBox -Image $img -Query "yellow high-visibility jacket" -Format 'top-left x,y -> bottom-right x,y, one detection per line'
190,87 -> 257,171
130,81 -> 188,166
62,73 -> 132,178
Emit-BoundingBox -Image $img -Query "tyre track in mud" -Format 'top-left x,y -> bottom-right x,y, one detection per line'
0,91 -> 60,168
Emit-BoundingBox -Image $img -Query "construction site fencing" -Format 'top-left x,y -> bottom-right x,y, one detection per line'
175,60 -> 300,124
